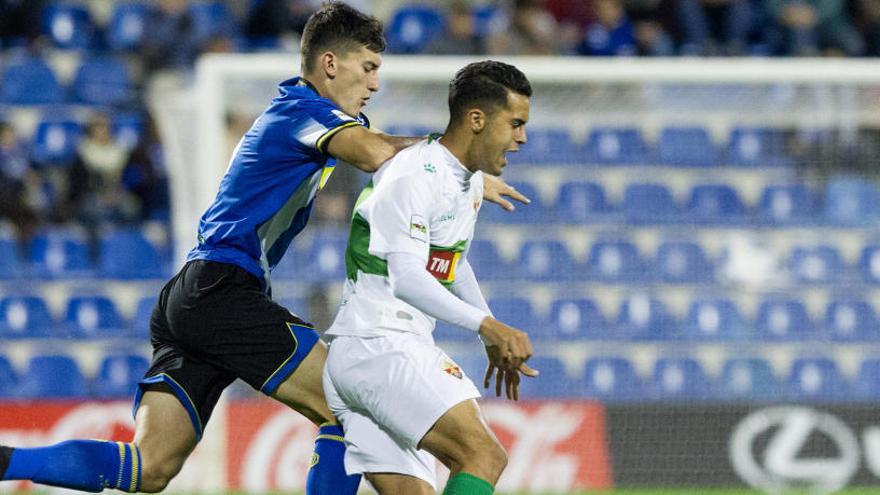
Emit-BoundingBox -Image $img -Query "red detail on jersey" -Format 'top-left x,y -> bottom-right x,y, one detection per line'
426,249 -> 459,282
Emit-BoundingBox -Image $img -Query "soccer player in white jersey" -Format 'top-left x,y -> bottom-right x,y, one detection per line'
323,61 -> 537,495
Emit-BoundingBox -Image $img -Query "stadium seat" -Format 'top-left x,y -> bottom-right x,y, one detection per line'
487,297 -> 539,334
0,296 -> 55,338
824,298 -> 878,341
274,297 -> 308,320
681,298 -> 747,341
655,240 -> 714,283
717,358 -> 778,400
99,229 -> 166,279
854,359 -> 880,399
0,57 -> 64,104
386,5 -> 444,54
472,4 -> 502,37
433,320 -> 482,342
28,227 -> 94,278
516,240 -> 580,281
507,128 -> 578,165
113,112 -> 144,149
30,118 -> 82,167
556,181 -> 613,224
755,298 -> 815,341
786,357 -> 848,401
131,296 -> 156,338
107,2 -> 149,51
684,184 -> 747,224
586,239 -> 645,282
651,357 -> 712,400
859,244 -> 880,284
72,58 -> 135,106
0,233 -> 22,279
0,356 -> 20,398
21,355 -> 87,399
516,355 -> 572,398
617,294 -> 676,340
189,1 -> 238,43
583,127 -> 649,165
41,3 -> 94,49
298,231 -> 348,283
726,127 -> 791,167
479,181 -> 545,223
824,177 -> 880,225
657,127 -> 719,167
465,238 -> 508,280
582,357 -> 644,401
93,353 -> 150,399
622,183 -> 679,224
547,298 -> 607,340
758,184 -> 818,225
63,296 -> 126,339
788,245 -> 844,284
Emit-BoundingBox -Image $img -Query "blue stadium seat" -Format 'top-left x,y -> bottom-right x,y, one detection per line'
28,228 -> 93,278
726,127 -> 791,167
517,240 -> 580,281
582,357 -> 643,401
617,294 -> 676,340
63,296 -> 126,339
658,127 -> 718,167
113,112 -> 144,149
556,181 -> 613,224
516,355 -> 572,398
274,297 -> 308,320
433,320 -> 482,343
655,240 -> 713,283
586,239 -> 645,282
758,184 -> 818,225
0,296 -> 55,338
386,5 -> 444,53
0,57 -> 64,104
0,356 -> 20,398
472,4 -> 502,36
854,359 -> 880,399
93,353 -> 149,399
507,128 -> 578,165
72,58 -> 135,106
623,183 -> 679,224
465,238 -> 507,280
298,231 -> 348,283
548,298 -> 607,340
824,299 -> 878,341
583,127 -> 649,165
99,229 -> 166,279
786,357 -> 848,401
859,244 -> 880,284
788,245 -> 844,284
488,297 -> 539,333
189,1 -> 238,43
107,2 -> 149,51
30,118 -> 82,167
755,298 -> 815,341
41,3 -> 94,49
131,296 -> 156,338
0,233 -> 22,279
717,358 -> 778,400
651,358 -> 712,400
22,355 -> 87,398
824,177 -> 880,225
685,184 -> 747,224
681,298 -> 747,341
479,181 -> 545,223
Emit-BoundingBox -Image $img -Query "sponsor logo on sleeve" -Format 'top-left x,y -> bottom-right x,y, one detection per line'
409,215 -> 427,242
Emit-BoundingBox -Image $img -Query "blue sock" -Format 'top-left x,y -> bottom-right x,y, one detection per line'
305,423 -> 361,495
2,440 -> 141,493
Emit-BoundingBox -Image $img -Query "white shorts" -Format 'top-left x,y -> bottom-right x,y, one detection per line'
323,332 -> 481,488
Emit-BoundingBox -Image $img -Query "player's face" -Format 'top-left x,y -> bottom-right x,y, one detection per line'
475,91 -> 530,176
333,46 -> 382,117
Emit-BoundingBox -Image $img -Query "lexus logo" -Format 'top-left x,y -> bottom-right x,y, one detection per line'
729,406 -> 860,494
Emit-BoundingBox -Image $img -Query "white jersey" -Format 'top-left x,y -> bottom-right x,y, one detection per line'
326,137 -> 484,338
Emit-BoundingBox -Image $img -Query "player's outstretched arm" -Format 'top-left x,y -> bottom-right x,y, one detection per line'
326,126 -> 422,172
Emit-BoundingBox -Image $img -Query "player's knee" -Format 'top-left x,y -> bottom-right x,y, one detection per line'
138,454 -> 184,492
481,440 -> 508,478
452,434 -> 507,481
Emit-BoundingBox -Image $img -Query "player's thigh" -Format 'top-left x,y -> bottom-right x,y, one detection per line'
271,339 -> 335,426
134,388 -> 198,485
418,398 -> 505,472
365,473 -> 435,495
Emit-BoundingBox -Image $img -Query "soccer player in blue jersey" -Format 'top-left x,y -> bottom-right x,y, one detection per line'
0,2 -> 526,494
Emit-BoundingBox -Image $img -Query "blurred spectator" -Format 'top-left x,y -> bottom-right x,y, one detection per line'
69,114 -> 136,224
488,0 -> 563,55
122,115 -> 170,221
623,0 -> 676,55
765,0 -> 864,55
426,0 -> 486,55
853,0 -> 880,55
245,0 -> 318,44
0,0 -> 45,48
677,0 -> 753,55
141,0 -> 200,73
0,121 -> 37,237
577,0 -> 638,55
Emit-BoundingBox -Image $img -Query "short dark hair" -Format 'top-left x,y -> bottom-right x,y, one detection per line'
301,2 -> 385,73
448,61 -> 532,122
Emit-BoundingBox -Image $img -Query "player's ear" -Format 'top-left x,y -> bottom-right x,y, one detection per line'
321,51 -> 337,78
468,109 -> 486,133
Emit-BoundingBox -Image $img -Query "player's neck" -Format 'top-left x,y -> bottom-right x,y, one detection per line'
439,131 -> 478,174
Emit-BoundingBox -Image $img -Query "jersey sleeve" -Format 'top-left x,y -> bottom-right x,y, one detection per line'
288,99 -> 365,155
366,171 -> 434,260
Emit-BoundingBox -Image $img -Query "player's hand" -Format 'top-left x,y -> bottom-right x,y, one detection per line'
478,317 -> 533,370
482,175 -> 530,212
483,346 -> 539,400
